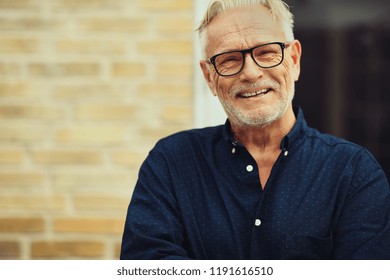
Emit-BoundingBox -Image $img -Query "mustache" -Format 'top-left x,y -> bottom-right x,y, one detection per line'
228,80 -> 280,96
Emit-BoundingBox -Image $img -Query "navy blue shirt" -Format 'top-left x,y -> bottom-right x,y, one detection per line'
121,108 -> 390,259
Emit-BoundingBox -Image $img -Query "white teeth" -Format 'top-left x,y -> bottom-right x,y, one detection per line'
240,88 -> 269,98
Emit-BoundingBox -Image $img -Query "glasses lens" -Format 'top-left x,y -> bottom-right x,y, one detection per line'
252,43 -> 283,68
214,51 -> 243,76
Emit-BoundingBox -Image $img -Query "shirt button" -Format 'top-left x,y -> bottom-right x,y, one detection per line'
246,165 -> 254,172
255,219 -> 261,226
232,147 -> 236,154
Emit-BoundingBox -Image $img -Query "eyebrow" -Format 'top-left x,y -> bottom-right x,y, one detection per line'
209,41 -> 275,59
213,39 -> 274,54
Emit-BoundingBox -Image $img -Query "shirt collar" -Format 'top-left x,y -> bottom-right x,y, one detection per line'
280,106 -> 308,152
222,106 -> 308,151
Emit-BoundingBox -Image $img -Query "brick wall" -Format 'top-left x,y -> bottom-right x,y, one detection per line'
0,0 -> 194,259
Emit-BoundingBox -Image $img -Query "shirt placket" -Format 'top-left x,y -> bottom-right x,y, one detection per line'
249,146 -> 289,259
230,141 -> 266,256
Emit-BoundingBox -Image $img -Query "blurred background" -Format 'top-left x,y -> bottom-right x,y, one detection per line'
291,0 -> 390,178
0,0 -> 389,259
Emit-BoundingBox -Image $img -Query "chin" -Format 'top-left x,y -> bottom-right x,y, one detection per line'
229,103 -> 291,127
243,115 -> 280,127
228,111 -> 279,127
221,91 -> 294,128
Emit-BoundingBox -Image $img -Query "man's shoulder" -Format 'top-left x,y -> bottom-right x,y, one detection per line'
305,127 -> 381,167
307,127 -> 362,151
153,125 -> 225,152
163,125 -> 224,141
302,127 -> 385,180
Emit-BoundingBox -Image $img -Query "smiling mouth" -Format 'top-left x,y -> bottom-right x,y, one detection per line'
238,88 -> 271,98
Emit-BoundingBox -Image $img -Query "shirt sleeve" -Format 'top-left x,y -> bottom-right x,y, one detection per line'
333,149 -> 390,259
120,147 -> 191,260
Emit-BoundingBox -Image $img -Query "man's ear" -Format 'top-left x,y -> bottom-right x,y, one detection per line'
200,60 -> 218,96
289,40 -> 302,82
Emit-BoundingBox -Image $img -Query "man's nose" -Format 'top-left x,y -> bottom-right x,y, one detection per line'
239,53 -> 264,82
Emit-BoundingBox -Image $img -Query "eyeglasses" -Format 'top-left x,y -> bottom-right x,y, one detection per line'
209,42 -> 290,77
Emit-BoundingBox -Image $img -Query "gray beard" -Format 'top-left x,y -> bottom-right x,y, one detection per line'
219,83 -> 295,128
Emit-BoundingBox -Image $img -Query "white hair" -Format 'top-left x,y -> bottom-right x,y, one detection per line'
196,0 -> 295,58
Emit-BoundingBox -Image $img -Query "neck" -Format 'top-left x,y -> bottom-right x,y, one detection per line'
231,106 -> 296,152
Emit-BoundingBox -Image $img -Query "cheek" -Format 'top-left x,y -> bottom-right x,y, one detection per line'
214,75 -> 233,97
278,61 -> 295,88
208,73 -> 220,96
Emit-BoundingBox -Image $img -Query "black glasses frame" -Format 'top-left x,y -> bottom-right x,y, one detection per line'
209,42 -> 289,77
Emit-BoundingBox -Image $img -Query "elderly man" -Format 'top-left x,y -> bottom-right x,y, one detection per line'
120,0 -> 390,259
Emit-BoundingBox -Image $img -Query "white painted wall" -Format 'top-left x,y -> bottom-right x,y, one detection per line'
193,0 -> 226,128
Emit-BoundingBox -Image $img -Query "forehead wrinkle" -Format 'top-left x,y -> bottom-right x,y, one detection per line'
204,5 -> 286,57
208,25 -> 274,55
